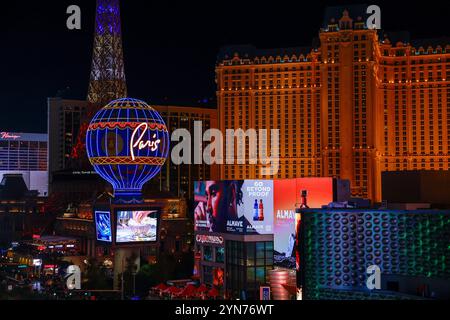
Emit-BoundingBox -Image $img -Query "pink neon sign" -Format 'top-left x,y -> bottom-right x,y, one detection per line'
0,132 -> 21,140
130,123 -> 161,161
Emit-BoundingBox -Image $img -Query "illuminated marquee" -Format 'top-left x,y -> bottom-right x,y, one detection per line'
86,98 -> 170,203
196,235 -> 224,245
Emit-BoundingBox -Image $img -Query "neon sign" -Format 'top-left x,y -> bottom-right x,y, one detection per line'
86,98 -> 170,204
0,132 -> 21,140
130,123 -> 162,161
196,235 -> 224,245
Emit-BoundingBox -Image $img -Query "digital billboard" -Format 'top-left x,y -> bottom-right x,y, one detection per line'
273,178 -> 334,269
237,180 -> 274,234
95,211 -> 112,242
115,210 -> 158,243
194,180 -> 274,235
273,180 -> 297,268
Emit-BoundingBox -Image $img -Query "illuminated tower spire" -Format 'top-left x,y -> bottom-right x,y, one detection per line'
87,0 -> 127,106
71,0 -> 127,164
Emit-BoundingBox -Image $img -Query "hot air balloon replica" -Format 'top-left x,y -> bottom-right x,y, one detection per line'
86,98 -> 170,204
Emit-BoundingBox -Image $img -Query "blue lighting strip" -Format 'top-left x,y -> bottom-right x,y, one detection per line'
129,105 -> 140,190
96,0 -> 121,36
134,107 -> 151,189
116,104 -> 125,190
105,105 -> 121,190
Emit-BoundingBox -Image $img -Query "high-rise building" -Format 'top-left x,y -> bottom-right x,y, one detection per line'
47,98 -> 89,176
151,105 -> 218,199
0,131 -> 48,196
216,5 -> 450,202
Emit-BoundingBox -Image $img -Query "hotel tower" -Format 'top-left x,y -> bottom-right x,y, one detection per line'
216,5 -> 450,202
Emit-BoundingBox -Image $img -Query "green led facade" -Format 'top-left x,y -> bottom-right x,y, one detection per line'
299,210 -> 450,300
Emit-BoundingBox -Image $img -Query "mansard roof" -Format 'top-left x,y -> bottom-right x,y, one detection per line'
322,4 -> 369,28
218,45 -> 314,63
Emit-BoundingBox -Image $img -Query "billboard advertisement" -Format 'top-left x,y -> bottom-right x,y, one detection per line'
273,180 -> 297,268
194,180 -> 274,235
95,211 -> 112,243
115,210 -> 158,244
237,180 -> 274,234
272,178 -> 334,269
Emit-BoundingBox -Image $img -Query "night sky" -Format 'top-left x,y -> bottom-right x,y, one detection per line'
1,0 -> 449,133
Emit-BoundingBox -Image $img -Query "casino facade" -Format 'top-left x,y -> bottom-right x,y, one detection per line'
216,5 -> 450,202
0,131 -> 48,196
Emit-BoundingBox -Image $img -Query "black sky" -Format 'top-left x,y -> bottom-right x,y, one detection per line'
1,0 -> 449,133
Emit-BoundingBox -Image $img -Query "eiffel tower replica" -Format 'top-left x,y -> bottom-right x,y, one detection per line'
71,0 -> 128,168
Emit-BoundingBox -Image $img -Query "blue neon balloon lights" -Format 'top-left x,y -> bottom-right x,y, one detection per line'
86,98 -> 170,203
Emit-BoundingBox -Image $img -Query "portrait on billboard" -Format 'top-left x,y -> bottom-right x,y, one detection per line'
194,180 -> 245,233
194,180 -> 273,234
115,210 -> 158,243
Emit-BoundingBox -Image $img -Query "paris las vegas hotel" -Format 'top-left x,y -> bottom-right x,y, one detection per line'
216,5 -> 450,202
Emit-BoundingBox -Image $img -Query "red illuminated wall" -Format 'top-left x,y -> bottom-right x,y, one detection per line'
273,178 -> 334,258
295,178 -> 334,208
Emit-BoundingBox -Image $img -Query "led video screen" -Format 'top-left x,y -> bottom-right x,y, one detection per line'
95,211 -> 112,242
115,210 -> 158,243
273,178 -> 334,268
194,178 -> 335,269
194,180 -> 274,235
